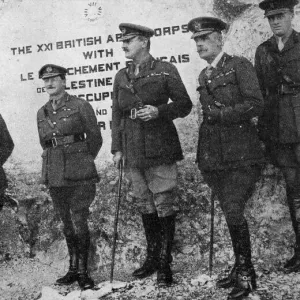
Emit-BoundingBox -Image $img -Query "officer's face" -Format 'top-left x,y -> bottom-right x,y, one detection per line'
43,76 -> 66,96
122,36 -> 147,60
268,11 -> 293,37
194,32 -> 222,63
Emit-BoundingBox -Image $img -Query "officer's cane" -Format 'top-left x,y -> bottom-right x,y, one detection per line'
110,160 -> 123,283
209,191 -> 215,277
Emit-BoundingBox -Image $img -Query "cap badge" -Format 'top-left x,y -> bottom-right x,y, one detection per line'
121,28 -> 126,34
194,22 -> 202,32
46,66 -> 53,73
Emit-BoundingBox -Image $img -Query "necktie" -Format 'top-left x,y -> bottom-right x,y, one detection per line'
278,37 -> 284,51
206,65 -> 214,78
134,64 -> 140,76
52,99 -> 58,110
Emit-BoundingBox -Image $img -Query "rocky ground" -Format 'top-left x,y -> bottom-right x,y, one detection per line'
1,153 -> 300,300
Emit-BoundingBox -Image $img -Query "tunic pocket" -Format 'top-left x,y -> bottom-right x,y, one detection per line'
63,142 -> 98,181
144,121 -> 163,158
220,124 -> 263,163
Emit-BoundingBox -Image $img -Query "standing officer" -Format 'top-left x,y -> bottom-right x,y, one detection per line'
37,64 -> 102,290
0,114 -> 14,211
188,17 -> 265,299
255,0 -> 300,273
112,23 -> 192,286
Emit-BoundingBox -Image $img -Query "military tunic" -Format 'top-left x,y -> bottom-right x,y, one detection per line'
197,53 -> 265,171
197,53 -> 264,226
0,114 -> 14,194
111,56 -> 193,168
255,30 -> 300,145
37,92 -> 102,187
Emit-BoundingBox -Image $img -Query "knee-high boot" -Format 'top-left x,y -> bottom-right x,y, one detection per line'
56,235 -> 78,285
217,224 -> 240,289
157,215 -> 175,286
132,212 -> 162,278
77,234 -> 94,290
228,221 -> 256,300
284,196 -> 300,273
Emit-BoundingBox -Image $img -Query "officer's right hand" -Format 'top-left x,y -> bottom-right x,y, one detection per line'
113,151 -> 123,168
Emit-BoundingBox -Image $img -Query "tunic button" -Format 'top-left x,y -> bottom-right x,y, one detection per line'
208,80 -> 211,83
53,122 -> 56,125
53,133 -> 56,136
63,118 -> 67,121
53,111 -> 57,114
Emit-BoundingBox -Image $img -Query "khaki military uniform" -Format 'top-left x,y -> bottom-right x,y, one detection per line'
197,53 -> 264,277
255,30 -> 300,263
112,56 -> 192,216
37,92 -> 102,263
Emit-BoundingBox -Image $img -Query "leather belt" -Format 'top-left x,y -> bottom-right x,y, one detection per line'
45,133 -> 85,148
122,108 -> 138,120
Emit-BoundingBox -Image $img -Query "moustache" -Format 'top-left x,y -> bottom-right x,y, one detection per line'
122,48 -> 129,52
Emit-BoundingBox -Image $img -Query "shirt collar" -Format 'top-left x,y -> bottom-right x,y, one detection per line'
210,51 -> 224,68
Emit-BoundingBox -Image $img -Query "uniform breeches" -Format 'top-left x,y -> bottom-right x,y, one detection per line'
203,166 -> 261,226
50,184 -> 96,239
128,164 -> 177,217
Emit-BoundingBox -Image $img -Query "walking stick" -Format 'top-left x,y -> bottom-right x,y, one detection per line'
110,160 -> 123,283
209,191 -> 215,277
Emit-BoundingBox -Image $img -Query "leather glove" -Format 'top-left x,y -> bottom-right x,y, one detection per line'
113,151 -> 123,168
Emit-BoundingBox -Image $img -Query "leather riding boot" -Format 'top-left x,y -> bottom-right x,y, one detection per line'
217,224 -> 239,289
56,236 -> 78,285
157,215 -> 175,287
132,212 -> 162,278
228,222 -> 256,299
227,260 -> 256,300
284,197 -> 300,273
77,235 -> 94,290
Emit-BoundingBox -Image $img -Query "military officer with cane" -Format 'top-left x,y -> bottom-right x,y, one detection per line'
255,0 -> 300,273
37,64 -> 102,290
111,23 -> 192,286
188,17 -> 265,299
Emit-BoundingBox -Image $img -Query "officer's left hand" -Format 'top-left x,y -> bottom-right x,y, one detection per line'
136,105 -> 159,121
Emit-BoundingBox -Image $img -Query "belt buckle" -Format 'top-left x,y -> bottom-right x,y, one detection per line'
51,137 -> 57,148
129,108 -> 137,120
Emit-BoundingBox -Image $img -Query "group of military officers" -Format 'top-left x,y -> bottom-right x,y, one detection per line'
1,0 -> 300,298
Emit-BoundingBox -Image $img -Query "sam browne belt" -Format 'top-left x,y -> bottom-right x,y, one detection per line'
45,133 -> 85,148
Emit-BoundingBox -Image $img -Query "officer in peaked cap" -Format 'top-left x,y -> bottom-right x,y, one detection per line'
118,23 -> 154,41
255,0 -> 300,274
187,16 -> 227,39
36,63 -> 102,290
38,64 -> 68,79
189,16 -> 265,299
259,0 -> 298,17
112,22 -> 192,286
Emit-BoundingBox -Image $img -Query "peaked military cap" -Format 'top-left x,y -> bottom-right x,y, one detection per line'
119,23 -> 154,41
38,64 -> 68,79
259,0 -> 298,17
188,17 -> 227,39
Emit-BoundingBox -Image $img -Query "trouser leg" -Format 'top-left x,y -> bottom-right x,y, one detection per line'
282,165 -> 300,272
50,187 -> 79,285
206,168 -> 259,297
